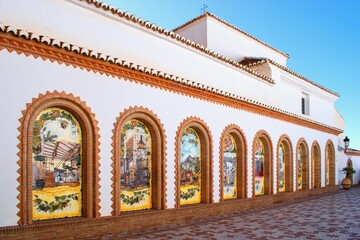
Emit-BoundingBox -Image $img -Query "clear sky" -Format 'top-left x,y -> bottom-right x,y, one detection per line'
103,0 -> 360,149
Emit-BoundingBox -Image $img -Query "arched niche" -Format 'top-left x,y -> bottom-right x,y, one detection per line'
219,124 -> 247,201
252,130 -> 273,196
175,117 -> 213,208
112,106 -> 166,215
277,135 -> 293,193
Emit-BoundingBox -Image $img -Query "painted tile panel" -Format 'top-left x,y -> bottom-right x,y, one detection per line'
32,108 -> 82,221
254,139 -> 265,195
120,120 -> 152,211
223,134 -> 237,199
180,128 -> 201,205
297,147 -> 303,190
278,143 -> 285,192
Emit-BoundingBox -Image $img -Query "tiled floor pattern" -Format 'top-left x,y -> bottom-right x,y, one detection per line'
88,188 -> 360,240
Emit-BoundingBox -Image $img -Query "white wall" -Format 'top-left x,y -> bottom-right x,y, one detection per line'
206,17 -> 288,66
175,17 -> 208,48
337,150 -> 360,186
0,0 -> 343,132
278,71 -> 343,129
0,50 -> 340,227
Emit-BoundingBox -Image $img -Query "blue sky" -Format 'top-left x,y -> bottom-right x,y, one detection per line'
104,0 -> 360,149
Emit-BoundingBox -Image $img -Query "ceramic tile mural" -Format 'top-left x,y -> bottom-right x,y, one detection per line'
32,108 -> 82,221
278,143 -> 285,192
254,139 -> 265,195
223,134 -> 237,199
326,150 -> 329,185
297,147 -> 303,190
120,120 -> 152,211
180,128 -> 201,205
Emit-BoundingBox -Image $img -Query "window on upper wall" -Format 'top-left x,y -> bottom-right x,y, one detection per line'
301,92 -> 310,115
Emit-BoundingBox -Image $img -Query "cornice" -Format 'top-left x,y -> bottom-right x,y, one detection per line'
0,27 -> 343,136
246,58 -> 339,97
345,149 -> 360,157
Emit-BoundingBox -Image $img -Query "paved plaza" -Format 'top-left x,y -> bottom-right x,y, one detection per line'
87,187 -> 360,240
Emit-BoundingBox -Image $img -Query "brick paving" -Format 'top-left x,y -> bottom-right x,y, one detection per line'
87,187 -> 360,240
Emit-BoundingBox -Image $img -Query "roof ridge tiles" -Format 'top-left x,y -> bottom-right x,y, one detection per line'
77,0 -> 275,84
172,11 -> 289,58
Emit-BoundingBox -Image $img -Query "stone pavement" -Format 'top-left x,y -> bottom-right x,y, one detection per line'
87,187 -> 360,240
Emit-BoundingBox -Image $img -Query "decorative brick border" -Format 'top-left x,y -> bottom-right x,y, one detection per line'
276,134 -> 294,193
325,140 -> 336,186
174,117 -> 213,208
311,141 -> 321,188
219,124 -> 247,202
17,91 -> 101,225
251,130 -> 273,197
295,138 -> 310,190
111,106 -> 167,215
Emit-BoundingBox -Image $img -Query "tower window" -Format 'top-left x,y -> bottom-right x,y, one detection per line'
301,93 -> 310,115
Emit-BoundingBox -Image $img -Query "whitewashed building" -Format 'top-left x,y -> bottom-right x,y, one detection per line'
0,0 -> 346,235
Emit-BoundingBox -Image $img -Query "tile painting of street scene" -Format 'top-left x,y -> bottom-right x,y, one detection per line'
180,128 -> 201,205
278,144 -> 285,192
254,139 -> 265,195
297,147 -> 303,189
32,108 -> 82,220
223,134 -> 237,199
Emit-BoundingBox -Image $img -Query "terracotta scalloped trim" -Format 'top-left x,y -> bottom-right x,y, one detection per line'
325,139 -> 336,186
16,91 -> 101,225
275,134 -> 294,193
345,150 -> 360,156
310,141 -> 321,188
174,116 -> 213,208
219,124 -> 248,202
111,106 -> 167,215
0,28 -> 343,136
172,12 -> 289,58
246,58 -> 339,97
251,130 -> 273,197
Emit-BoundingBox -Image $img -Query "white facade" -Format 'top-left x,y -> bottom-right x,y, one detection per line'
0,0 -> 345,228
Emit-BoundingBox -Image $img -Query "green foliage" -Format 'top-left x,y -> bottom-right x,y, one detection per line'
60,111 -> 76,126
121,190 -> 149,206
43,130 -> 57,142
33,193 -> 79,213
180,187 -> 199,200
342,167 -> 356,174
32,108 -> 79,158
